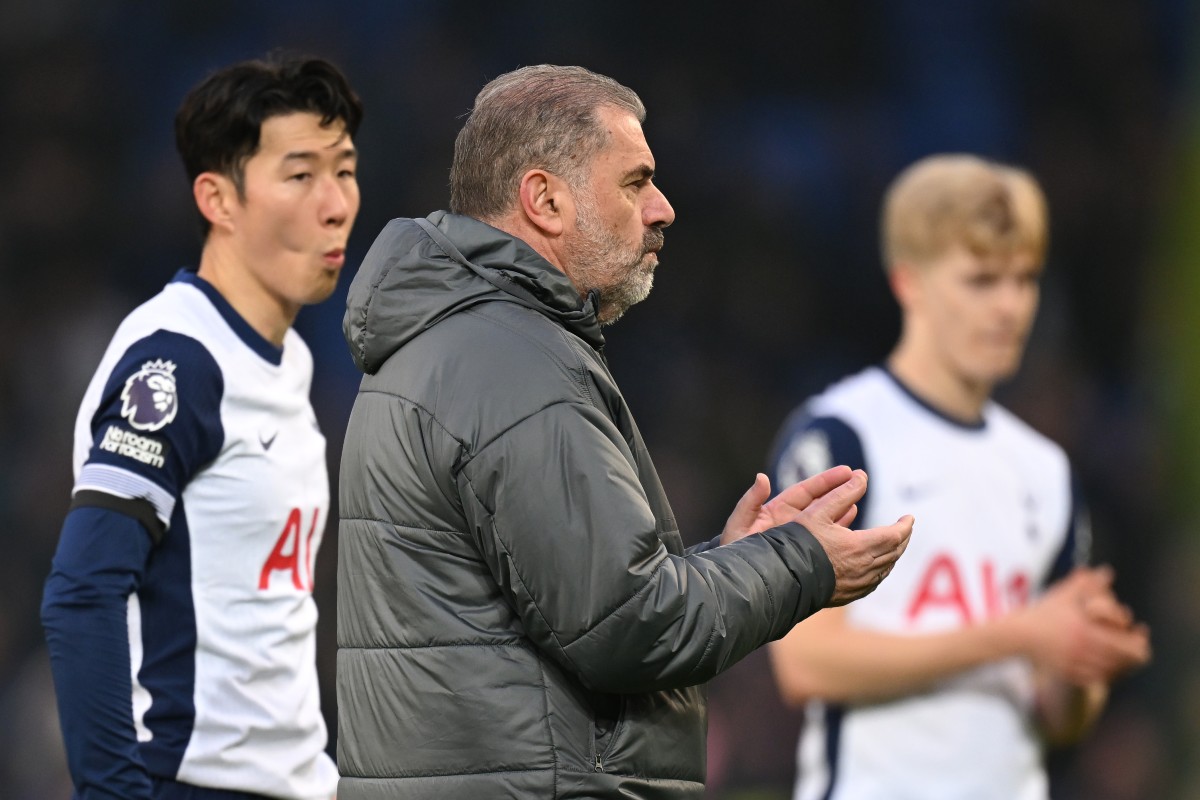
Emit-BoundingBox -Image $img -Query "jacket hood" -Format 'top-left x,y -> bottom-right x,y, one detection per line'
344,211 -> 604,375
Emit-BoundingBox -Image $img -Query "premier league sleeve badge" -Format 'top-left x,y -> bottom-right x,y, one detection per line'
120,359 -> 179,432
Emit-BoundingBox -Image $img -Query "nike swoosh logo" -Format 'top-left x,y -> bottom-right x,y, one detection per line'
260,431 -> 278,451
900,484 -> 935,501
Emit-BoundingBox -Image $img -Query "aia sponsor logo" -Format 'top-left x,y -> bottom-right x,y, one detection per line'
259,508 -> 320,591
907,553 -> 1029,624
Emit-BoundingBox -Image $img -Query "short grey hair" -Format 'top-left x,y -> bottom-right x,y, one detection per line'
449,65 -> 646,221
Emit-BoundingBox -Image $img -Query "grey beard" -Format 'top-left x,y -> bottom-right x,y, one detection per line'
568,189 -> 664,325
595,268 -> 654,325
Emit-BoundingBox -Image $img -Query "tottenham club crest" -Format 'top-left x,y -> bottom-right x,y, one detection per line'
120,359 -> 179,431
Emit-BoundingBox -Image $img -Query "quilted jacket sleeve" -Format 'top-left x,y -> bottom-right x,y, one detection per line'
456,398 -> 835,694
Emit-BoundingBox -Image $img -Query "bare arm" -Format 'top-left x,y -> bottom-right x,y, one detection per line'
1035,678 -> 1109,747
769,567 -> 1150,707
768,605 -> 1032,705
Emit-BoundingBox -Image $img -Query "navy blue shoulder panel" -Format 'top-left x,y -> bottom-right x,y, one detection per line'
171,269 -> 283,365
85,330 -> 225,501
768,410 -> 870,528
1046,469 -> 1090,587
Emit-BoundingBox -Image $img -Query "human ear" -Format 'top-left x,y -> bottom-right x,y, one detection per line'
517,169 -> 569,236
192,172 -> 239,233
889,261 -> 920,310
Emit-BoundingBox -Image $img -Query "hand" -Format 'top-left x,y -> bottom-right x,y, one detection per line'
720,466 -> 860,546
792,469 -> 913,606
1015,566 -> 1151,685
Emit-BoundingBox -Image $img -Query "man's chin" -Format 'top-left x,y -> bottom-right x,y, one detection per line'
597,279 -> 654,326
304,276 -> 340,306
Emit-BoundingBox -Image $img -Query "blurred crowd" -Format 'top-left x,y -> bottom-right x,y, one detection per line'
1,1 -> 1197,797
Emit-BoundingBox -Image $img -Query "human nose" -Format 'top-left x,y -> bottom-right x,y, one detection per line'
998,277 -> 1036,317
320,176 -> 357,227
644,183 -> 675,229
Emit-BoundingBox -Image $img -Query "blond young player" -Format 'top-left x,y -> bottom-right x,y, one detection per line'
767,154 -> 1151,800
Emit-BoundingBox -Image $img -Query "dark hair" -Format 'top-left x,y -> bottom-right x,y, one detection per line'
175,53 -> 363,230
450,65 -> 645,221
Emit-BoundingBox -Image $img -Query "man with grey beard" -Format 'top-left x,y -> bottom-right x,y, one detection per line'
335,64 -> 913,799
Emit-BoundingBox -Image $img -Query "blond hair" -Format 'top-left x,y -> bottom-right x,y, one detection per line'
881,154 -> 1048,270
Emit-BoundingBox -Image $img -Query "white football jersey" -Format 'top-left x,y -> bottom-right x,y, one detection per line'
71,270 -> 337,799
770,366 -> 1086,800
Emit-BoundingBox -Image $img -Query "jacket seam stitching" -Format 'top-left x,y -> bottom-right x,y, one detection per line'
355,244 -> 399,369
356,384 -> 594,475
460,470 -> 676,683
465,305 -> 579,374
355,388 -> 469,451
562,554 -> 669,649
534,656 -> 560,797
340,641 -> 526,650
340,516 -> 463,536
729,546 -> 777,619
458,470 -> 583,675
344,767 -> 704,783
461,399 -> 604,471
686,618 -> 723,687
464,304 -> 599,408
350,766 -> 552,779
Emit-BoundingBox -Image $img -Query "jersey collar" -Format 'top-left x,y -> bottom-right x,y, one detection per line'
879,364 -> 987,432
172,269 -> 285,366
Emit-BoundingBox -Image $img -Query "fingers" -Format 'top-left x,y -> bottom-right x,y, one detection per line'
1082,592 -> 1134,630
1081,623 -> 1152,682
1046,603 -> 1152,685
773,465 -> 854,514
1063,564 -> 1115,596
729,473 -> 771,526
799,465 -> 855,500
835,503 -> 858,528
743,473 -> 771,510
719,473 -> 773,546
801,469 -> 867,526
860,514 -> 914,560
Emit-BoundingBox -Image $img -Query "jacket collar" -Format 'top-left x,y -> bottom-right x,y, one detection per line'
344,211 -> 604,375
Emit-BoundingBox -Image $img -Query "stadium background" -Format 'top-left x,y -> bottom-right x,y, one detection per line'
1,1 -> 1198,797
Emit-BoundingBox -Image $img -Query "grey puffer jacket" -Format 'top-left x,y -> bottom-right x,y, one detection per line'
336,211 -> 836,799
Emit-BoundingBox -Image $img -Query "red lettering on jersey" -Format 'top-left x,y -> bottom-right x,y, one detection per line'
908,555 -> 1033,624
1007,572 -> 1030,609
982,560 -> 1002,619
259,508 -> 320,591
907,553 -> 972,625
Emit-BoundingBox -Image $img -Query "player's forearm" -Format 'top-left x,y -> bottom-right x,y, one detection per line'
1036,679 -> 1108,746
42,508 -> 155,800
42,585 -> 154,799
771,614 -> 1033,705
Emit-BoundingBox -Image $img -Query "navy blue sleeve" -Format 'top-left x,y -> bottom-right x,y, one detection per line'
1045,469 -> 1091,586
42,506 -> 154,800
74,330 -> 224,540
767,409 -> 870,528
44,329 -> 225,798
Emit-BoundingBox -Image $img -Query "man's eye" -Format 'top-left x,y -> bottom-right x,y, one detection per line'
289,173 -> 313,182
